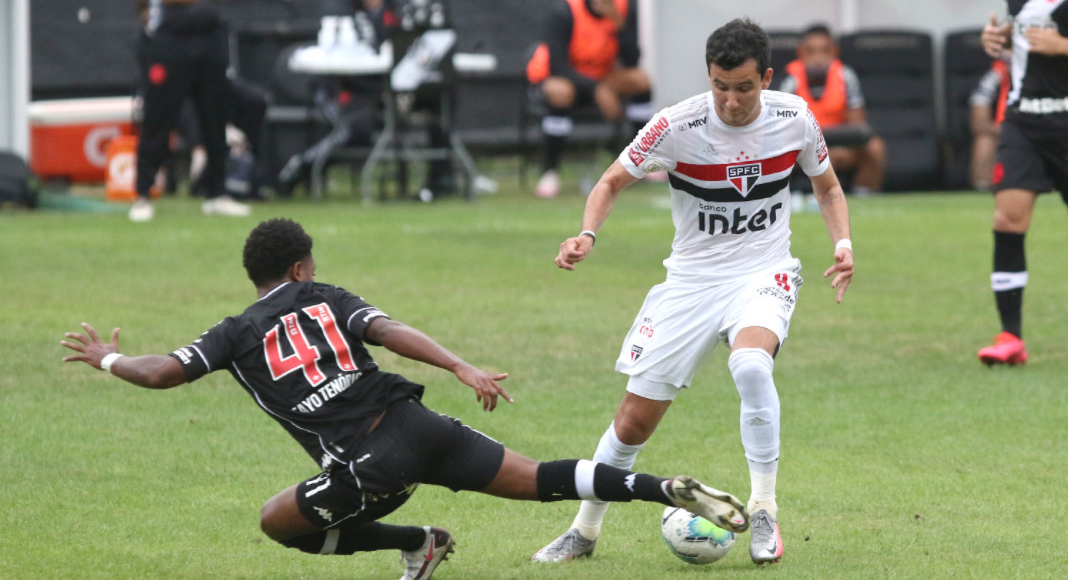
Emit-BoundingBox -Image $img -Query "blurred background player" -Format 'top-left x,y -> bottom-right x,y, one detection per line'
536,18 -> 853,566
779,24 -> 886,196
977,3 -> 1068,365
130,0 -> 250,221
526,0 -> 653,198
60,218 -> 748,580
968,56 -> 1010,191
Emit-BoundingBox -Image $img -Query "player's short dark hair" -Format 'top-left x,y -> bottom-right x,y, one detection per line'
705,18 -> 771,75
242,218 -> 314,286
803,23 -> 833,40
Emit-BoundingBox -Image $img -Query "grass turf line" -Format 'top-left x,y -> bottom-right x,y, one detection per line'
1,185 -> 1066,579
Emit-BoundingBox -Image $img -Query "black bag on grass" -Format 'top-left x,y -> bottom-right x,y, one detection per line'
0,151 -> 37,209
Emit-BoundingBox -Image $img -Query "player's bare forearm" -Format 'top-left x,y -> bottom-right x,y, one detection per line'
61,322 -> 187,389
556,161 -> 639,270
366,318 -> 512,410
581,161 -> 635,232
811,167 -> 851,243
110,355 -> 187,390
368,318 -> 467,374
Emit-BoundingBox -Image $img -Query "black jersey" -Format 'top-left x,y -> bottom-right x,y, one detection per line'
168,281 -> 422,468
1006,0 -> 1068,129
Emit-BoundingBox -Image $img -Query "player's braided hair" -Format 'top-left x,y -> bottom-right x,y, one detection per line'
242,218 -> 314,286
705,18 -> 771,75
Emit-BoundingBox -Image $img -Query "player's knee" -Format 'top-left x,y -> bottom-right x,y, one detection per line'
613,414 -> 655,445
728,349 -> 775,396
259,501 -> 287,543
542,78 -> 576,108
993,205 -> 1030,232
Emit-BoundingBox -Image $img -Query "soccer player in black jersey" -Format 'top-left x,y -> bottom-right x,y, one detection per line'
60,218 -> 748,580
978,2 -> 1068,365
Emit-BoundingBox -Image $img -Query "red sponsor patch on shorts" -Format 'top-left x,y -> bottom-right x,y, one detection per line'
148,64 -> 167,86
993,162 -> 1005,185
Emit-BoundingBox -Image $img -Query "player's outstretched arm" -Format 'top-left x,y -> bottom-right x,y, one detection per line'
365,318 -> 512,411
555,160 -> 639,271
61,323 -> 187,389
810,166 -> 854,304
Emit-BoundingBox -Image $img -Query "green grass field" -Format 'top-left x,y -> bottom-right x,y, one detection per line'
2,176 -> 1067,580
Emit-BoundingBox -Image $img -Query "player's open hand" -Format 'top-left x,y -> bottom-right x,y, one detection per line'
555,235 -> 594,271
823,248 -> 854,304
1025,26 -> 1068,56
455,364 -> 512,412
982,13 -> 1012,58
61,323 -> 120,369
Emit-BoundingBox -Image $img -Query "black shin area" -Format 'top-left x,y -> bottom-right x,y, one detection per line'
993,231 -> 1026,338
279,522 -> 426,555
536,459 -> 580,502
591,463 -> 672,506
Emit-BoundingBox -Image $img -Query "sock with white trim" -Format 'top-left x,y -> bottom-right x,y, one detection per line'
536,459 -> 670,505
992,231 -> 1026,338
541,111 -> 572,172
278,521 -> 426,555
570,423 -> 645,539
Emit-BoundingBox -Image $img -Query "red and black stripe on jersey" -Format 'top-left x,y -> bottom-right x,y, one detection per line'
168,281 -> 422,467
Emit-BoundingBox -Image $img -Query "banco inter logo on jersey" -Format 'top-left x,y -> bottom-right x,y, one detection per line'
727,163 -> 762,196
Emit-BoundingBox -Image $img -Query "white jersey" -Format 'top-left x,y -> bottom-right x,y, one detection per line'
619,90 -> 830,284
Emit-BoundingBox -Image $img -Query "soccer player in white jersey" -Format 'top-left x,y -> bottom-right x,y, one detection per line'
533,18 -> 854,566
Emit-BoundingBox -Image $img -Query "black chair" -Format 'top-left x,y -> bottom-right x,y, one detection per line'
766,30 -> 802,90
839,30 -> 941,191
944,28 -> 993,189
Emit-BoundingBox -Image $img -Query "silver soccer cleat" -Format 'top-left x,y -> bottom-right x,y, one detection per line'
665,476 -> 749,533
399,526 -> 454,580
748,509 -> 783,564
531,528 -> 597,562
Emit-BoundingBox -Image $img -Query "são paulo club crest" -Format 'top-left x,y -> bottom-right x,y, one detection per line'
727,163 -> 761,196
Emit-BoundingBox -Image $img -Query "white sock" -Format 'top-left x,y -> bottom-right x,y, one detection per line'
729,348 -> 780,512
571,423 -> 643,540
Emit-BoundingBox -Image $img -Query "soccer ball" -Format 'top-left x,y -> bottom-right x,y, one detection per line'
660,507 -> 735,565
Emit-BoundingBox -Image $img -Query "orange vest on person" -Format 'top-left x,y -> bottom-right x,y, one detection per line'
526,0 -> 629,84
992,59 -> 1010,124
785,58 -> 848,128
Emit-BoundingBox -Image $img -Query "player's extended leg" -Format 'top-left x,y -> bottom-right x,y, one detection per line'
730,327 -> 783,565
259,484 -> 452,580
532,388 -> 673,562
979,188 -> 1037,365
483,448 -> 746,529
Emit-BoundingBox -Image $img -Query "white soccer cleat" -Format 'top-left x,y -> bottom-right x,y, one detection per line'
128,198 -> 154,222
202,195 -> 251,217
399,526 -> 454,580
749,509 -> 783,565
535,170 -> 561,198
531,528 -> 597,562
665,476 -> 749,533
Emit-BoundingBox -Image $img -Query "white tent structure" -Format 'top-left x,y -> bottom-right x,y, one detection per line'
0,0 -> 30,158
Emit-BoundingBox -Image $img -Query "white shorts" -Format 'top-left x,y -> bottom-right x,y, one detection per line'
616,258 -> 802,395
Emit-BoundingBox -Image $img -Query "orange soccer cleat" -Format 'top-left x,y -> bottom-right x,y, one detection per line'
978,332 -> 1028,366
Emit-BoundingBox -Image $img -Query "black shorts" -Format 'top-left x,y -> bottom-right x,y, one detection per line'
994,120 -> 1068,204
295,397 -> 505,528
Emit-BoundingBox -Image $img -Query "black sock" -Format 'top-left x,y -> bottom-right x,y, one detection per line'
542,134 -> 566,173
992,231 -> 1026,338
541,108 -> 570,172
280,521 -> 426,555
536,459 -> 671,506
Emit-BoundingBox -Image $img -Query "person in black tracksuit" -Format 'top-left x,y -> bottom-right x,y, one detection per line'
131,0 -> 248,221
